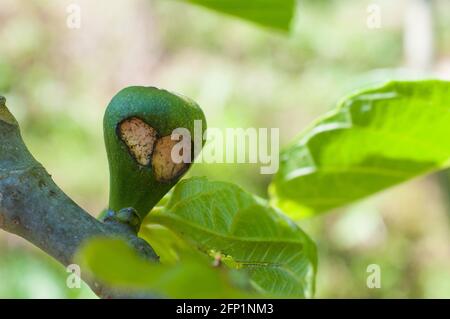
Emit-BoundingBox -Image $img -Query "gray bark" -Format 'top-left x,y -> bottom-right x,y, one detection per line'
0,96 -> 158,298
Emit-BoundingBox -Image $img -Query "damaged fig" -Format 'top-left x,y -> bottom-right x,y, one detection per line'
103,86 -> 206,224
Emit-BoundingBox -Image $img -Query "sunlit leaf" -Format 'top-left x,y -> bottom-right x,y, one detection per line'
270,80 -> 450,218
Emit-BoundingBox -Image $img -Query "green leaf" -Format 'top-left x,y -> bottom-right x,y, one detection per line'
76,238 -> 252,298
145,177 -> 317,298
179,0 -> 296,32
270,80 -> 450,218
139,223 -> 198,265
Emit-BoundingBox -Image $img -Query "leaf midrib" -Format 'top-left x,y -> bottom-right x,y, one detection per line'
150,212 -> 306,247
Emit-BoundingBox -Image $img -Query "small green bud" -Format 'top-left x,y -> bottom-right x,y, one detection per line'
116,207 -> 141,231
102,207 -> 141,233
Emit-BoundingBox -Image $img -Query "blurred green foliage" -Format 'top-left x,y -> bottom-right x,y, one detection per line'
180,0 -> 296,31
0,244 -> 95,298
77,238 -> 252,298
0,0 -> 449,298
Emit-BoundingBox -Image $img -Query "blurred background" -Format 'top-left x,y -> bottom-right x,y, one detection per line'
0,0 -> 449,298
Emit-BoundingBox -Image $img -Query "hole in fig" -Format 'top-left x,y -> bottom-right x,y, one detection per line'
152,135 -> 189,182
118,117 -> 158,166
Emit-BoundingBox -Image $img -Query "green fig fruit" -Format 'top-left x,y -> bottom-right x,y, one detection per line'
103,86 -> 206,223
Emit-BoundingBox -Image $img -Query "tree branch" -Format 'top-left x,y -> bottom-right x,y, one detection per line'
0,96 -> 158,298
